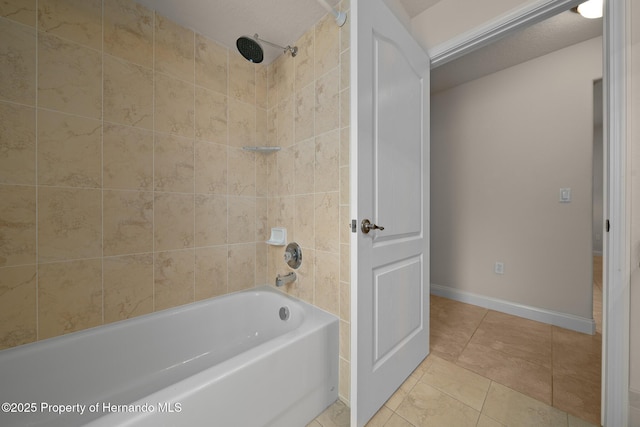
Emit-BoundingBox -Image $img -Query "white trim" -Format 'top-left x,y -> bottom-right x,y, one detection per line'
427,0 -> 629,425
601,0 -> 630,425
431,284 -> 596,335
428,0 -> 583,68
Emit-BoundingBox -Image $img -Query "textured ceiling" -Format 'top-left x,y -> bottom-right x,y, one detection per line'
431,10 -> 603,93
134,0 -> 340,64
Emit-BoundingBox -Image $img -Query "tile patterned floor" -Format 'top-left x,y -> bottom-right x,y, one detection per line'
311,257 -> 603,426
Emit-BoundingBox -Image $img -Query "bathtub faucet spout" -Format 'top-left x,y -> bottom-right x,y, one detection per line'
275,272 -> 296,287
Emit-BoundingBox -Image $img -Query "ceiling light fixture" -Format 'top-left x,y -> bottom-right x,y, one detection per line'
572,0 -> 603,19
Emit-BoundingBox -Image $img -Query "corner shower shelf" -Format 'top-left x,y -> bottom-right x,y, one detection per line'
242,146 -> 281,153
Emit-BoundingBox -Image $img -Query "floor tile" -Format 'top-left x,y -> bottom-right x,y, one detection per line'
457,341 -> 552,405
421,356 -> 490,411
470,310 -> 552,369
396,381 -> 480,427
553,374 -> 600,425
477,414 -> 506,427
315,399 -> 350,427
430,296 -> 487,361
384,413 -> 416,426
568,413 -> 600,427
483,382 -> 568,427
365,405 -> 393,426
552,327 -> 601,384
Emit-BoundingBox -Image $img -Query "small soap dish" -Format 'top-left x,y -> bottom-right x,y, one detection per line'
266,227 -> 287,246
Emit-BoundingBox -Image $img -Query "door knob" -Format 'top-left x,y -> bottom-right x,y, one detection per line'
361,219 -> 385,234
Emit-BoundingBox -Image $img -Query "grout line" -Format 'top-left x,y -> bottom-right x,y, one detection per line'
151,9 -> 156,313
100,0 -> 105,326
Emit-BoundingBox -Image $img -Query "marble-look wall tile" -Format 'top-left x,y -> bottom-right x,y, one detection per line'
103,253 -> 153,323
340,205 -> 350,245
0,265 -> 36,349
154,13 -> 194,81
0,19 -> 36,105
315,129 -> 340,193
340,242 -> 350,283
340,49 -> 350,90
277,94 -> 294,147
104,55 -> 153,129
256,107 -> 268,147
38,259 -> 102,339
228,99 -> 256,147
315,14 -> 340,78
256,65 -> 268,110
315,67 -> 340,135
256,154 -> 269,197
315,250 -> 340,315
229,52 -> 255,104
195,34 -> 227,95
276,146 -> 295,196
275,53 -> 294,105
340,7 -> 350,53
340,88 -> 350,129
154,249 -> 194,311
266,63 -> 277,109
295,83 -> 315,143
154,73 -> 194,138
37,109 -> 102,188
256,197 -> 269,241
228,243 -> 255,293
294,194 -> 315,249
0,102 -> 35,185
154,192 -> 194,251
340,126 -> 350,167
340,166 -> 350,205
340,319 -> 350,360
38,0 -> 102,50
195,246 -> 227,300
38,187 -> 102,262
104,0 -> 153,68
340,359 -> 350,403
194,194 -> 227,247
340,279 -> 350,321
294,138 -> 315,194
228,197 -> 256,244
103,190 -> 153,256
1,0 -> 36,26
295,29 -> 315,91
38,32 -> 102,119
287,247 -> 314,304
194,140 -> 227,194
315,192 -> 340,253
228,148 -> 256,196
153,133 -> 194,193
103,123 -> 153,190
255,242 -> 268,285
195,86 -> 227,144
0,185 -> 36,267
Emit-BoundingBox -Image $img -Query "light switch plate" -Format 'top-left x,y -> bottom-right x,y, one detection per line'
559,188 -> 571,203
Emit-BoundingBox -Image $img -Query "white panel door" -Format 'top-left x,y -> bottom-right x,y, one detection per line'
350,0 -> 430,425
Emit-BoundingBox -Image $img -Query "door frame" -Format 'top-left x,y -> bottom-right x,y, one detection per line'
426,0 -> 630,425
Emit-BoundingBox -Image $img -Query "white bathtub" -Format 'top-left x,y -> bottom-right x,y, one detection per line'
0,286 -> 339,427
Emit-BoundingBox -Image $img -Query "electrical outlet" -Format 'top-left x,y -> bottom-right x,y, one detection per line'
494,262 -> 504,275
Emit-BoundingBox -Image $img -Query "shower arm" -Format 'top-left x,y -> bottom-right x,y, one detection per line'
254,34 -> 298,57
316,0 -> 347,27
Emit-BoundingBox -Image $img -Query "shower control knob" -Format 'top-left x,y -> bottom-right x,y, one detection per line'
361,219 -> 384,234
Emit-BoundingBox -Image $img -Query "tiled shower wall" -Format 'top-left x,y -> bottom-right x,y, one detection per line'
264,1 -> 351,402
0,0 -> 351,404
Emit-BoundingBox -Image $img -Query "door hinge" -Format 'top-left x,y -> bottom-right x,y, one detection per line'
351,219 -> 357,233
606,220 -> 610,232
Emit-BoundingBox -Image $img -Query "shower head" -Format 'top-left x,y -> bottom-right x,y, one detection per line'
236,34 -> 297,63
236,36 -> 264,63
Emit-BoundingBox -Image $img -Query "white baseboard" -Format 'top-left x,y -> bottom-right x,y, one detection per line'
430,283 -> 596,335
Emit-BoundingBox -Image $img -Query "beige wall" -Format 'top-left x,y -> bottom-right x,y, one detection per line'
0,0 -> 350,403
431,36 -> 602,318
